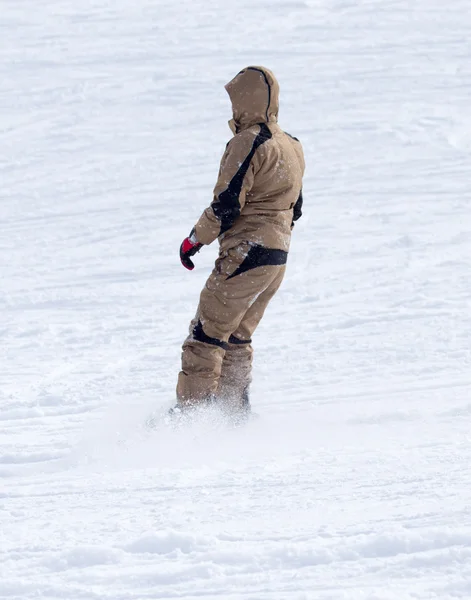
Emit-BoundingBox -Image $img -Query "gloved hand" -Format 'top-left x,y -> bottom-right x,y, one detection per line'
180,229 -> 203,270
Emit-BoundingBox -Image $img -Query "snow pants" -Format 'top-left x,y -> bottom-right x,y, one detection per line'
176,243 -> 287,407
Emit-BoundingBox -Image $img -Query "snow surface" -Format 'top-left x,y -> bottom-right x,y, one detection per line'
1,0 -> 471,598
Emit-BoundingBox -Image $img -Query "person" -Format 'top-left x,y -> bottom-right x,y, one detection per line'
176,66 -> 305,419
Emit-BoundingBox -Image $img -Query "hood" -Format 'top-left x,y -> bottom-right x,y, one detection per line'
225,66 -> 280,133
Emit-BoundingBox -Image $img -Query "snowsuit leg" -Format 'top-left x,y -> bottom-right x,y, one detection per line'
216,267 -> 285,409
176,243 -> 286,406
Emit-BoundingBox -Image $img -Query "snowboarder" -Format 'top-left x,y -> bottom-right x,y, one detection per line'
176,66 -> 305,418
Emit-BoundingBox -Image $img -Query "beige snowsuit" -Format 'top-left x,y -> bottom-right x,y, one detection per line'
177,66 -> 305,408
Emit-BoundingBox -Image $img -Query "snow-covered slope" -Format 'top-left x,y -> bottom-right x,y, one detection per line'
2,1 -> 471,598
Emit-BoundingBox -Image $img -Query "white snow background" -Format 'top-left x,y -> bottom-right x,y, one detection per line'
1,0 -> 471,598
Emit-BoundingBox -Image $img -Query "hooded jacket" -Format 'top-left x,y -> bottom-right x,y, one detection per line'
194,66 -> 305,253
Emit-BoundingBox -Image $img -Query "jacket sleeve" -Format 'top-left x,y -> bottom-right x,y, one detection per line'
194,131 -> 257,245
290,137 -> 305,228
292,189 -> 303,223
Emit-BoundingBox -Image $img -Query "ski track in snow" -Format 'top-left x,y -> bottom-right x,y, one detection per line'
1,0 -> 471,598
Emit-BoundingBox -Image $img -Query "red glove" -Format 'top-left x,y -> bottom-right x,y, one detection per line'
180,229 -> 203,270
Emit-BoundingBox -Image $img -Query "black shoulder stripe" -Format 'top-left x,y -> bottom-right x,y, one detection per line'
285,131 -> 300,142
212,124 -> 272,236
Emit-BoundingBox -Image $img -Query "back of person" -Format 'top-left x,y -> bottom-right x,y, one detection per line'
223,121 -> 305,253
